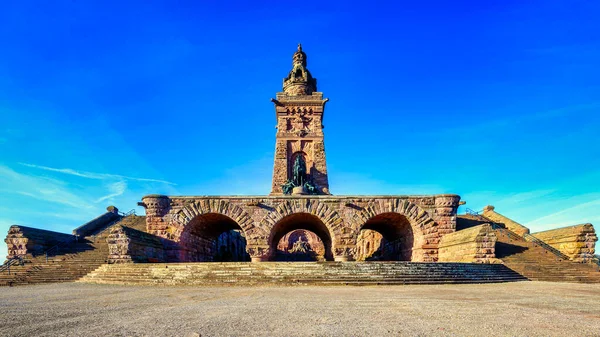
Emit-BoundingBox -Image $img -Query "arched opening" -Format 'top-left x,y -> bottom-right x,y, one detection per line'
178,213 -> 250,262
269,213 -> 334,261
356,213 -> 414,261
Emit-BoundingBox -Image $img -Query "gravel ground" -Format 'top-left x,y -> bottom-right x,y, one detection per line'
0,281 -> 599,337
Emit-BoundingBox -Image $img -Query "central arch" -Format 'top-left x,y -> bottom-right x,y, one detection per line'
268,213 -> 334,261
260,200 -> 343,260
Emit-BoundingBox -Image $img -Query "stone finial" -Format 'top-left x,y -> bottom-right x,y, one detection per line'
106,206 -> 119,214
292,43 -> 307,67
483,205 -> 495,212
283,44 -> 317,96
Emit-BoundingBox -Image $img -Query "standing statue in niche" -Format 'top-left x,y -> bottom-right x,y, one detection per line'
293,154 -> 307,187
281,155 -> 318,195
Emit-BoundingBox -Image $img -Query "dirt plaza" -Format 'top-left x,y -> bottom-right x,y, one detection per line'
0,281 -> 599,337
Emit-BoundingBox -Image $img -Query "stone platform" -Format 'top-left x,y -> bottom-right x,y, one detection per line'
79,261 -> 526,286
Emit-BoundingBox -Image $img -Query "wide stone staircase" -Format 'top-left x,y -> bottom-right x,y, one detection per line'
460,212 -> 600,283
0,215 -> 146,286
79,261 -> 526,286
494,228 -> 600,283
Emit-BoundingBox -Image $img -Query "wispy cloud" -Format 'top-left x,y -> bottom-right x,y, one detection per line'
494,189 -> 556,205
19,162 -> 176,185
0,165 -> 94,209
526,198 -> 600,227
95,181 -> 127,203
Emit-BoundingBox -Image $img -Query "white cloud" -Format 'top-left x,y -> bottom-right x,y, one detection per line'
95,181 -> 127,203
0,165 -> 94,209
525,198 -> 600,229
19,162 -> 176,185
494,189 -> 556,205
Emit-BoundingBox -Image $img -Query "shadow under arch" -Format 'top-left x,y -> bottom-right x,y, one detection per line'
268,213 -> 334,261
176,213 -> 250,262
358,212 -> 416,261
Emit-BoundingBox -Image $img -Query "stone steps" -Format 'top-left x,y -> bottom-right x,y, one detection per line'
78,262 -> 526,286
0,216 -> 150,286
1,240 -> 110,287
495,230 -> 600,283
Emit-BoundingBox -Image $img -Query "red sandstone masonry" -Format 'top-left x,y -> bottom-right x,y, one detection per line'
139,194 -> 461,262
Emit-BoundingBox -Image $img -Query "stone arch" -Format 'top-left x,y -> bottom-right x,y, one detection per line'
269,213 -> 334,261
261,199 -> 344,251
350,199 -> 437,261
173,199 -> 265,244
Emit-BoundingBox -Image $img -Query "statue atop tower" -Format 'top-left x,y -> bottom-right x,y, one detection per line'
270,44 -> 330,195
282,44 -> 317,96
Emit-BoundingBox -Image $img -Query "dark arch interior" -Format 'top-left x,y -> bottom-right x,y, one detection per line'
359,212 -> 414,261
178,213 -> 250,262
270,213 -> 334,261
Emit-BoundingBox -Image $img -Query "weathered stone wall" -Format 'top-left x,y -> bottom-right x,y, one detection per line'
482,205 -> 530,236
531,224 -> 598,263
438,224 -> 498,263
4,225 -> 75,259
139,194 -> 461,262
107,225 -> 166,263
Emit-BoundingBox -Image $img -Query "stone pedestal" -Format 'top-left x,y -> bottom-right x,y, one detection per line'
251,256 -> 269,263
292,186 -> 307,195
334,255 -> 352,262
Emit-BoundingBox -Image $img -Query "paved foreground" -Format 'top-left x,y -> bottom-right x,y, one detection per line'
0,282 -> 599,336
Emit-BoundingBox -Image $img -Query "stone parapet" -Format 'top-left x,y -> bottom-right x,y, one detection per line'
531,224 -> 598,263
482,205 -> 530,236
4,225 -> 75,259
72,208 -> 121,237
438,224 -> 499,263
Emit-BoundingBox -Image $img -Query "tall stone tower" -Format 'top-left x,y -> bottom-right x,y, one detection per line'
270,44 -> 330,195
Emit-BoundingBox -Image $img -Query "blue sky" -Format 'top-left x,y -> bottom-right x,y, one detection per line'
1,1 -> 599,259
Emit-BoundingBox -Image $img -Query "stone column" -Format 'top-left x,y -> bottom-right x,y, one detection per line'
334,247 -> 356,262
247,246 -> 271,262
433,195 -> 460,236
139,195 -> 171,238
428,195 -> 461,261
